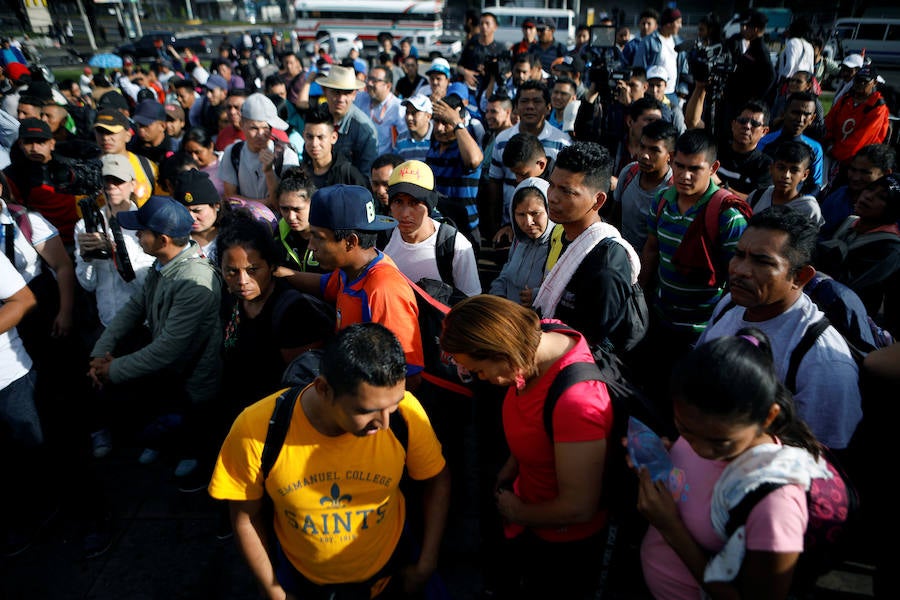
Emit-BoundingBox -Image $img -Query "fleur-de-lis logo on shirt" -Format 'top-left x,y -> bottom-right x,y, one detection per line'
320,483 -> 352,507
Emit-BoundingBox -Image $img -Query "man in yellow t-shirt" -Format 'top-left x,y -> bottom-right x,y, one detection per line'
209,323 -> 449,598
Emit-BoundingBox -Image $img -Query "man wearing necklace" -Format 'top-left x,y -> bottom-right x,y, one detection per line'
278,184 -> 425,391
354,65 -> 408,156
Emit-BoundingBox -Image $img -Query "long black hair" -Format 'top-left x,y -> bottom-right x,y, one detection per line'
671,328 -> 821,457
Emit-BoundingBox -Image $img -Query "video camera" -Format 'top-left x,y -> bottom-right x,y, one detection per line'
683,41 -> 735,92
585,24 -> 626,105
78,195 -> 111,261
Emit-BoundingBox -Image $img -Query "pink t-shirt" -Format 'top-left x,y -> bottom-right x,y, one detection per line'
641,437 -> 808,599
502,322 -> 613,542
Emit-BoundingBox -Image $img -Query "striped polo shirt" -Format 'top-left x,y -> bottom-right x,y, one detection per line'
426,138 -> 481,234
646,182 -> 748,334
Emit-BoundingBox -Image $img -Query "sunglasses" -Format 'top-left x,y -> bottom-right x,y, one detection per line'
735,116 -> 764,128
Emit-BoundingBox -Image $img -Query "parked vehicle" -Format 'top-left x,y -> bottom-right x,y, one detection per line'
825,18 -> 900,67
485,5 -> 576,47
722,7 -> 793,42
304,31 -> 364,61
417,32 -> 463,61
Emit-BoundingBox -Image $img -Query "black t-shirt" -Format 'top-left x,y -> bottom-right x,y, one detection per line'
716,144 -> 772,196
222,280 -> 334,413
553,235 -> 635,350
395,74 -> 426,99
459,38 -> 508,71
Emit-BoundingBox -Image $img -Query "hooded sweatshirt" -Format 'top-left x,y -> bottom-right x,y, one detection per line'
489,177 -> 554,301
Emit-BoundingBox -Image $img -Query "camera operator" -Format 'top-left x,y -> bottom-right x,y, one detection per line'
576,62 -> 647,151
684,10 -> 774,142
4,118 -> 102,248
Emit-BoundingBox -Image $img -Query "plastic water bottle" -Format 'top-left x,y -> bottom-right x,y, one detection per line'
627,416 -> 673,483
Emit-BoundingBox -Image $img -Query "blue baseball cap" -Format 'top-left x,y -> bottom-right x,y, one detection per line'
447,81 -> 470,101
309,185 -> 397,232
117,195 -> 194,238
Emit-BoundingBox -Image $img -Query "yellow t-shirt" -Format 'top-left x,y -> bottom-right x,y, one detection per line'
209,387 -> 445,585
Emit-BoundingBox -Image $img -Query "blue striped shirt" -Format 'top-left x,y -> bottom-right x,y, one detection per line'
426,139 -> 481,233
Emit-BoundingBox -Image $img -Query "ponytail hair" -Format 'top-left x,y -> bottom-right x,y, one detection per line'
671,327 -> 821,458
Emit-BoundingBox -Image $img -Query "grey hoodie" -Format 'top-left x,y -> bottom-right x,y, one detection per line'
489,177 -> 555,301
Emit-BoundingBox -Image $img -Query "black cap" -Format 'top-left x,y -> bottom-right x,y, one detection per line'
855,65 -> 878,81
132,99 -> 166,125
94,108 -> 132,132
18,117 -> 52,141
98,91 -> 130,111
173,169 -> 221,206
20,81 -> 53,105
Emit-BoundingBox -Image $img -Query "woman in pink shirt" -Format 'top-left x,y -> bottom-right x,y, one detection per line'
638,328 -> 825,599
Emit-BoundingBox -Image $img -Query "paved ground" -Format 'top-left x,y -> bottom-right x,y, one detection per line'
0,431 -> 880,600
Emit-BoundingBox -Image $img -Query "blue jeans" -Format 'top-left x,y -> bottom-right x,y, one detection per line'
0,369 -> 42,448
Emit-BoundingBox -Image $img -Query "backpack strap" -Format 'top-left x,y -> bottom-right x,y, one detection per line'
725,481 -> 786,537
785,318 -> 831,394
260,386 -> 302,480
137,153 -> 156,192
434,220 -> 457,289
620,162 -> 641,192
747,188 -> 764,212
703,188 -> 740,243
230,141 -> 245,195
260,385 -> 409,481
4,223 -> 14,263
539,322 -> 604,443
709,298 -> 737,327
5,202 -> 33,246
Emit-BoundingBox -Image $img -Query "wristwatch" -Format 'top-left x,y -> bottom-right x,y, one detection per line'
454,122 -> 465,132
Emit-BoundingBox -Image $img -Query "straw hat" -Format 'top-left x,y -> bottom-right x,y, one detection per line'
315,65 -> 365,91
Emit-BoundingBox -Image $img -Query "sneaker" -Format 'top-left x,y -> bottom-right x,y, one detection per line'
174,458 -> 198,478
138,448 -> 160,465
91,429 -> 112,459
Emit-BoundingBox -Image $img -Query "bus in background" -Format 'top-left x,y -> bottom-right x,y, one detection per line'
292,0 -> 444,43
484,6 -> 576,47
826,18 -> 900,67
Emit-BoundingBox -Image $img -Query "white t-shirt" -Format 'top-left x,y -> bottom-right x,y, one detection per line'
0,201 -> 57,283
218,140 -> 300,202
383,218 -> 482,297
0,253 -> 33,390
659,35 -> 678,95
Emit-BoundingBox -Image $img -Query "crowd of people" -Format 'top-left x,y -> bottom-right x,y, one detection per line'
0,7 -> 898,599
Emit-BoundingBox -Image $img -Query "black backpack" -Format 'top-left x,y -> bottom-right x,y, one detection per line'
539,321 -> 663,597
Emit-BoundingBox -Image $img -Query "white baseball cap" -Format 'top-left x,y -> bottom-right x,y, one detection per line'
841,54 -> 864,69
646,65 -> 669,82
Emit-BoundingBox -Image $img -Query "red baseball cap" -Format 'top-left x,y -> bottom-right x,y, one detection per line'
5,62 -> 30,84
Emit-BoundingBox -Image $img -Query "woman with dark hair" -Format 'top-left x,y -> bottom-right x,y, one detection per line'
181,126 -> 224,195
639,329 -> 832,600
440,294 -> 612,598
217,209 -> 334,416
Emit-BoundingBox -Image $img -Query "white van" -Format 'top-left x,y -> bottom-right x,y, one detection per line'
826,18 -> 900,66
483,6 -> 576,47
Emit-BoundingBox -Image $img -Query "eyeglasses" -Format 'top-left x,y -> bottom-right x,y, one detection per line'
735,116 -> 764,128
366,78 -> 387,84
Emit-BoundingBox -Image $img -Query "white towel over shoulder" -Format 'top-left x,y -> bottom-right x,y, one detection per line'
533,221 -> 640,318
